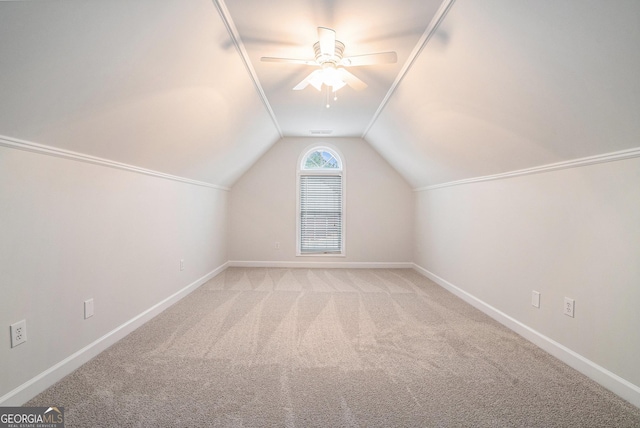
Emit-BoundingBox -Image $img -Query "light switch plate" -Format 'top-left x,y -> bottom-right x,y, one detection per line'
84,299 -> 94,319
532,291 -> 540,308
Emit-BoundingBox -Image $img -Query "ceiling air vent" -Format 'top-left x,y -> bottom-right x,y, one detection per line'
310,130 -> 333,135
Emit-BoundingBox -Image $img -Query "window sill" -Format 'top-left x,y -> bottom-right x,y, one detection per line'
296,253 -> 346,257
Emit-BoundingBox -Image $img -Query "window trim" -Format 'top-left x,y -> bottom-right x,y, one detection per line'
296,145 -> 346,257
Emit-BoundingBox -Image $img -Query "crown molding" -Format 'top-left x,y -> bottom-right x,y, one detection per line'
211,0 -> 283,138
414,147 -> 640,192
362,0 -> 457,138
0,135 -> 230,191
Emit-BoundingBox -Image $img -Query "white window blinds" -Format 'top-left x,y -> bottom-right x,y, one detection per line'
299,174 -> 342,254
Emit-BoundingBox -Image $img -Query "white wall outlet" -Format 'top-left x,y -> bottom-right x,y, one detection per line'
180,259 -> 184,271
84,298 -> 94,319
564,297 -> 575,317
532,291 -> 540,308
10,320 -> 27,348
274,241 -> 280,250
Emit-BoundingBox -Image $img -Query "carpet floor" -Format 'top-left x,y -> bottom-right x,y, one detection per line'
27,268 -> 640,427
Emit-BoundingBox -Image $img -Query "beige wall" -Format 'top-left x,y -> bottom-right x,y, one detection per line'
0,145 -> 228,402
229,137 -> 413,265
414,156 -> 640,393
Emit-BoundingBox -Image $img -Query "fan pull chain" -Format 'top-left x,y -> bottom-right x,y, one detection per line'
325,86 -> 339,108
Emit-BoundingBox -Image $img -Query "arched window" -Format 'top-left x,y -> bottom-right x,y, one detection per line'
298,147 -> 344,255
301,148 -> 342,170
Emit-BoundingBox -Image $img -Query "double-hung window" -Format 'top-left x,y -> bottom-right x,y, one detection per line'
298,147 -> 344,255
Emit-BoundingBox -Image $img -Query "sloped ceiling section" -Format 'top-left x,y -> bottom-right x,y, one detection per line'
0,0 -> 280,188
224,0 -> 444,137
366,0 -> 640,189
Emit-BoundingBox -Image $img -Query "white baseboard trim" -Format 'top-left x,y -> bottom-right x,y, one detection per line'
228,260 -> 413,269
412,263 -> 640,409
0,262 -> 229,406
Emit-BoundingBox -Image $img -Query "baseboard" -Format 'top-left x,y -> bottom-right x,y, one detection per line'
0,262 -> 229,406
412,263 -> 640,409
228,260 -> 414,269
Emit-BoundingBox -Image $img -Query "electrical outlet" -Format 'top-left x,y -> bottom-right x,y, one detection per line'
10,320 -> 27,348
564,297 -> 575,318
180,259 -> 184,271
84,298 -> 94,319
275,241 -> 280,250
532,291 -> 540,308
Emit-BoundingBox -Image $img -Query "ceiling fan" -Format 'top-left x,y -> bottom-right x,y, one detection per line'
261,27 -> 397,93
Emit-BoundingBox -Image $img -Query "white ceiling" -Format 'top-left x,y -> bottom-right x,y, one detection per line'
223,0 -> 445,137
1,0 -> 639,189
367,0 -> 640,187
0,0 -> 281,187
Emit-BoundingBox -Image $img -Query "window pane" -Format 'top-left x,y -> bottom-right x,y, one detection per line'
303,150 -> 340,170
300,175 -> 342,254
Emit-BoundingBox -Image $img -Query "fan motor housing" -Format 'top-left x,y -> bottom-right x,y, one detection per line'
314,40 -> 345,64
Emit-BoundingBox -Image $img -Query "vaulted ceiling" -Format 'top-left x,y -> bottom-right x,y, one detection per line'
1,0 -> 639,188
223,0 -> 446,137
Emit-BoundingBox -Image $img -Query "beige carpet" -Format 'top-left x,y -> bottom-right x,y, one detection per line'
28,268 -> 640,427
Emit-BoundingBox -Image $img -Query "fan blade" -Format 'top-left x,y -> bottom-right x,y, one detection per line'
293,70 -> 323,91
261,57 -> 317,66
318,27 -> 336,56
340,51 -> 397,67
337,68 -> 367,91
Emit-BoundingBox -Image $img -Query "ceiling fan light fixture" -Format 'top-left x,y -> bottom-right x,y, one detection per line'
331,80 -> 347,92
320,64 -> 346,92
303,64 -> 347,92
263,27 -> 395,93
308,70 -> 324,91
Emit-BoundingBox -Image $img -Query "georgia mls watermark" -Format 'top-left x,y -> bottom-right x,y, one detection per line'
0,407 -> 64,428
